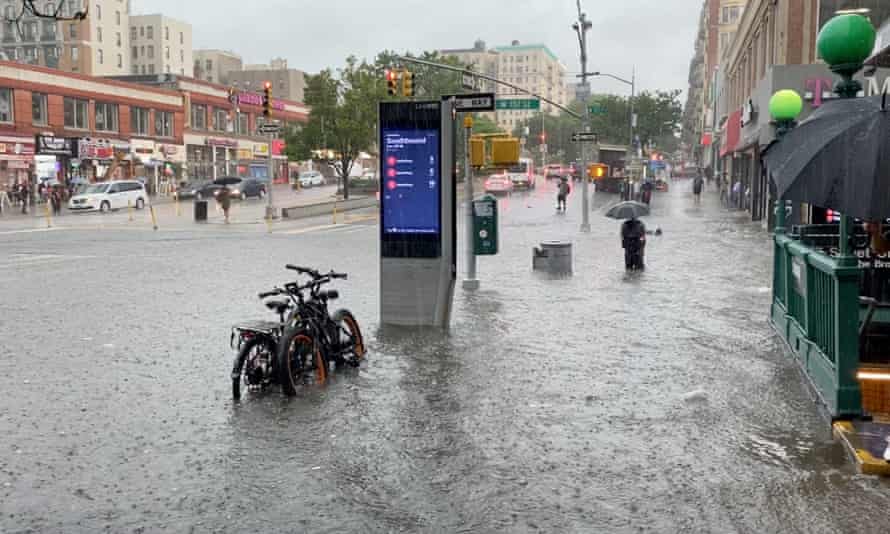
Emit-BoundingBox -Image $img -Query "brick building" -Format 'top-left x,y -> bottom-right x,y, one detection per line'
0,59 -> 183,191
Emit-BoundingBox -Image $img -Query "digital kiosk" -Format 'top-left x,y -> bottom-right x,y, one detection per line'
379,100 -> 456,327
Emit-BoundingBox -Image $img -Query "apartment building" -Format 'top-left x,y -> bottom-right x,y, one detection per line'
492,41 -> 567,130
228,58 -> 306,103
439,39 -> 499,93
129,14 -> 192,77
193,49 -> 242,86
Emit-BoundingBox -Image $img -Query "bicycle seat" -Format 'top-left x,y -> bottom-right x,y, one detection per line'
264,299 -> 290,314
320,290 -> 339,301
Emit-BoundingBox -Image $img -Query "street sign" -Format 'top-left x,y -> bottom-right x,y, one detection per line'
447,92 -> 496,112
588,103 -> 607,115
257,123 -> 281,135
496,98 -> 540,111
461,73 -> 477,91
571,132 -> 598,142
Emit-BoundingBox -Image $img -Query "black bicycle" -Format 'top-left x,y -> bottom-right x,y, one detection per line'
277,265 -> 365,396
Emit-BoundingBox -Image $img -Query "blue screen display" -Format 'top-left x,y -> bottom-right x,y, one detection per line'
381,128 -> 440,234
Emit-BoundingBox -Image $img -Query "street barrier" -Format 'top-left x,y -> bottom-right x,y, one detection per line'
281,196 -> 378,220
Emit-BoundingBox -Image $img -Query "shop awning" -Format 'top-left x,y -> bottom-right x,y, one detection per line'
720,110 -> 741,157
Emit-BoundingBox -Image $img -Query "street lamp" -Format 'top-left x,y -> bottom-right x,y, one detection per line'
589,70 -> 636,148
814,13 -> 876,261
768,89 -> 803,234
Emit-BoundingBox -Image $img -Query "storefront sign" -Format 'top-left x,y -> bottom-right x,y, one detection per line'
78,138 -> 129,160
272,139 -> 286,156
35,135 -> 75,156
0,135 -> 35,159
236,148 -> 253,160
237,92 -> 285,111
206,138 -> 238,148
253,143 -> 269,157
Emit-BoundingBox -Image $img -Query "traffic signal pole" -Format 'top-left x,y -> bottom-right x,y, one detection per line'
266,131 -> 275,222
463,116 -> 479,291
574,2 -> 592,232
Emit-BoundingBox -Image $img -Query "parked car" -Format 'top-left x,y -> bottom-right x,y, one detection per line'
509,172 -> 535,190
174,181 -> 208,200
195,177 -> 266,200
484,173 -> 513,194
544,164 -> 565,180
68,180 -> 147,212
299,171 -> 325,187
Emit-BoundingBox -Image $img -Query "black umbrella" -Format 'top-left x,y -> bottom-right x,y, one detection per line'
764,94 -> 890,221
605,201 -> 650,220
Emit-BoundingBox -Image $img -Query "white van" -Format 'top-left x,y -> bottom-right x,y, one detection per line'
68,180 -> 147,212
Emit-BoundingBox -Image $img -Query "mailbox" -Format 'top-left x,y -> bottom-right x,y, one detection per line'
473,194 -> 499,255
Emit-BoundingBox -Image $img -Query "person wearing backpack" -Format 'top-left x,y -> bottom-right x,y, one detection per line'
557,177 -> 571,212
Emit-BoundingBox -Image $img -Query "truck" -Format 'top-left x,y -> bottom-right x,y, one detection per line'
591,144 -> 629,193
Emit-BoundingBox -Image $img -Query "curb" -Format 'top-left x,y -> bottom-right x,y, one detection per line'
833,421 -> 890,476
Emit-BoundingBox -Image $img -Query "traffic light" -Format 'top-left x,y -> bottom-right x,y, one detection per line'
588,163 -> 609,179
262,81 -> 272,118
540,132 -> 546,143
386,69 -> 398,97
402,69 -> 414,98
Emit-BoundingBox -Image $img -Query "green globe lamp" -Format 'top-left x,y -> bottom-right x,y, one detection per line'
817,14 -> 877,98
769,89 -> 803,137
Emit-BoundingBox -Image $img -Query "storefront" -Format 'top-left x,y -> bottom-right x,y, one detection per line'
131,139 -> 185,194
77,138 -> 132,182
0,134 -> 35,190
35,135 -> 76,187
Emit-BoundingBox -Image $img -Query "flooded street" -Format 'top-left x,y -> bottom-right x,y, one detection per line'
2,182 -> 889,533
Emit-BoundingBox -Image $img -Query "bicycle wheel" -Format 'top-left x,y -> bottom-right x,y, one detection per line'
232,337 -> 276,400
331,309 -> 366,366
277,327 -> 326,396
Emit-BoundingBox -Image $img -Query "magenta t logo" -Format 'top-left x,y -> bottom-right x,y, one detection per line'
806,78 -> 833,107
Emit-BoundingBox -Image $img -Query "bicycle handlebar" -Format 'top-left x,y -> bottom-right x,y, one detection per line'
258,289 -> 281,299
286,264 -> 319,277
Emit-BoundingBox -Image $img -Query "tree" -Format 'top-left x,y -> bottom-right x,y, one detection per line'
3,1 -> 87,39
285,57 -> 383,199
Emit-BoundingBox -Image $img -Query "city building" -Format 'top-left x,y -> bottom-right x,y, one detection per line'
227,58 -> 307,103
717,0 -> 890,225
492,41 -> 567,130
129,14 -> 192,77
439,39 -> 499,93
0,59 -> 184,191
193,49 -> 242,86
1,0 -> 130,76
108,73 -> 308,182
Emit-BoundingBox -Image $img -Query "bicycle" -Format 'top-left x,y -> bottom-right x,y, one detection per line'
277,265 -> 365,396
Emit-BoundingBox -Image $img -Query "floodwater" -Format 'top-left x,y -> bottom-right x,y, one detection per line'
1,179 -> 889,532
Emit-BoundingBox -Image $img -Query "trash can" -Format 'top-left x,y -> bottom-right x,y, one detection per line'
194,200 -> 208,222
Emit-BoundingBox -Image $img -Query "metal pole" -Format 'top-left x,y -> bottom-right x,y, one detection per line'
266,132 -> 275,221
463,117 -> 479,290
629,68 -> 636,148
577,7 -> 591,233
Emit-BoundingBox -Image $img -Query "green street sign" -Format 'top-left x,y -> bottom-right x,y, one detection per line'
589,104 -> 607,115
496,98 -> 540,111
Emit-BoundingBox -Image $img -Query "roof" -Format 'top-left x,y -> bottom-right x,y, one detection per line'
492,43 -> 558,62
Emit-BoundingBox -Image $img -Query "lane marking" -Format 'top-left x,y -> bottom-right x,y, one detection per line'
0,227 -> 63,236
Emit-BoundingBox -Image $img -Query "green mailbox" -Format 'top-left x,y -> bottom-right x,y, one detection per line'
473,194 -> 499,255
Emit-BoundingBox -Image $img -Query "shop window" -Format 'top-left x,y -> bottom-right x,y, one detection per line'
63,97 -> 88,129
95,102 -> 119,132
32,92 -> 47,125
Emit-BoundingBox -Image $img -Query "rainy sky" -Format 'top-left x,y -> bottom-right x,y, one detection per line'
134,0 -> 702,96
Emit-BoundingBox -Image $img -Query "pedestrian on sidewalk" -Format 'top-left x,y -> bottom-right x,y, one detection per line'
20,181 -> 30,214
217,185 -> 232,224
557,177 -> 571,212
50,186 -> 62,215
692,175 -> 704,205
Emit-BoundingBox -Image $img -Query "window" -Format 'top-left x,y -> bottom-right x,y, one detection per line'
42,21 -> 56,39
148,64 -> 154,74
130,106 -> 149,135
131,45 -> 136,58
115,10 -> 120,25
116,32 -> 121,47
131,64 -> 138,74
140,45 -> 144,56
146,26 -> 153,39
140,64 -> 145,74
130,26 -> 136,40
165,26 -> 169,40
155,110 -> 173,137
69,23 -> 76,38
95,3 -> 100,20
71,45 -> 78,60
179,32 -> 183,44
165,64 -> 170,73
205,59 -> 212,70
179,49 -> 183,62
23,21 -> 36,40
164,45 -> 169,59
722,6 -> 740,24
235,112 -> 248,135
67,0 -> 75,17
96,27 -> 101,43
95,102 -> 119,131
117,53 -> 121,68
31,92 -> 47,125
191,104 -> 207,130
0,88 -> 13,123
147,45 -> 153,58
63,97 -> 88,129
214,107 -> 228,131
139,26 -> 144,37
97,48 -> 102,64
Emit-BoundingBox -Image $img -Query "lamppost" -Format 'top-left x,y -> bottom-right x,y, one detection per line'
573,2 -> 593,233
590,70 -> 636,147
816,13 -> 877,263
767,89 -> 803,234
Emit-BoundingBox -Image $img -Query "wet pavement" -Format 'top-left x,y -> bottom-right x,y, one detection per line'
2,179 -> 890,532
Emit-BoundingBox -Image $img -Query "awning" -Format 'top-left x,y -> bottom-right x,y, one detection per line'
866,20 -> 890,68
720,110 -> 741,157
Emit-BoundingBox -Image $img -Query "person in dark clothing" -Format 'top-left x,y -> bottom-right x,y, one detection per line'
692,176 -> 704,205
557,177 -> 570,212
621,216 -> 647,270
217,185 -> 232,223
50,186 -> 62,215
641,180 -> 654,205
